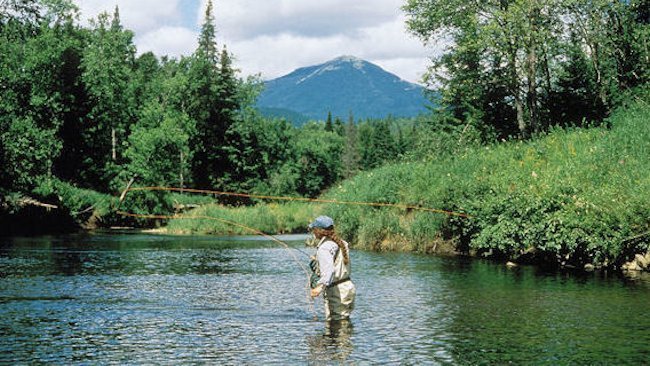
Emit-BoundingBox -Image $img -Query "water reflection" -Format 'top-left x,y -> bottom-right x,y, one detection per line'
306,320 -> 354,364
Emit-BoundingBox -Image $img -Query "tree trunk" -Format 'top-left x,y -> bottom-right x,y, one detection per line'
180,150 -> 184,192
515,95 -> 526,137
111,128 -> 117,161
527,3 -> 539,134
508,43 -> 527,137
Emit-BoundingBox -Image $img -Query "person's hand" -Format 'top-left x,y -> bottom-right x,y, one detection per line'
311,284 -> 324,298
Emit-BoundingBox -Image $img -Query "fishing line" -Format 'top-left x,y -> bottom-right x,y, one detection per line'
125,186 -> 471,218
116,184 -> 471,319
116,210 -> 318,318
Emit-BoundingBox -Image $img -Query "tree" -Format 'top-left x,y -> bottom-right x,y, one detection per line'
186,0 -> 241,190
404,0 -> 646,138
125,100 -> 191,188
325,111 -> 334,132
334,116 -> 344,136
80,6 -> 136,191
371,119 -> 397,167
292,124 -> 344,197
0,1 -> 80,191
357,120 -> 376,169
341,114 -> 360,178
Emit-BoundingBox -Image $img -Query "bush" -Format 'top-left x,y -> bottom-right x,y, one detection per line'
165,201 -> 322,235
321,95 -> 650,268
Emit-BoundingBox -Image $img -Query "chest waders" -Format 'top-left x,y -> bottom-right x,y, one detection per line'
309,240 -> 341,289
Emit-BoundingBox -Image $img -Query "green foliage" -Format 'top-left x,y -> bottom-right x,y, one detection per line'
165,202 -> 321,235
80,7 -> 136,191
1,117 -> 61,190
2,0 -> 647,246
124,101 -> 192,188
325,96 -> 650,267
34,178 -> 113,217
404,0 -> 649,137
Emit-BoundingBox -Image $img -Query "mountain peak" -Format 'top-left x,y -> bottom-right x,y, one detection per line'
295,55 -> 368,85
330,55 -> 364,66
332,55 -> 362,62
257,56 -> 430,123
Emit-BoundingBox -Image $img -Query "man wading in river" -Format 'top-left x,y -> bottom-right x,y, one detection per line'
308,216 -> 356,321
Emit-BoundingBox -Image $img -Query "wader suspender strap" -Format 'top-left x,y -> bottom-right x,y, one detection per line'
326,239 -> 351,288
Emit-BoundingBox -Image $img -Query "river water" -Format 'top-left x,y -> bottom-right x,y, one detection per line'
1,233 -> 649,365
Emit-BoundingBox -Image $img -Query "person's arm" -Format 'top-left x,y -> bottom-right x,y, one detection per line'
310,241 -> 337,297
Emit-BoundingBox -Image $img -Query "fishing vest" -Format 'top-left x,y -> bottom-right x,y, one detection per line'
309,237 -> 351,289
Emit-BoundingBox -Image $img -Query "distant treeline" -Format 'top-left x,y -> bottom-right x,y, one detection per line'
1,0 -> 648,230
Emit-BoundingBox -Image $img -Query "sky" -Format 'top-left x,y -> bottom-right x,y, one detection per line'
73,0 -> 440,84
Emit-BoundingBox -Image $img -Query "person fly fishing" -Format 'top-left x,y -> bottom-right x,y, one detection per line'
307,216 -> 356,321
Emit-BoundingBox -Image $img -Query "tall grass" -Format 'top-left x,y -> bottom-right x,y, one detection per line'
165,201 -> 322,235
323,96 -> 650,267
161,95 -> 649,269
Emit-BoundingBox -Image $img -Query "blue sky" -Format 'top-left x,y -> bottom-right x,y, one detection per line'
74,0 -> 439,84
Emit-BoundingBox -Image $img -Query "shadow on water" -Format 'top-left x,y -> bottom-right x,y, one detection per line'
432,256 -> 650,365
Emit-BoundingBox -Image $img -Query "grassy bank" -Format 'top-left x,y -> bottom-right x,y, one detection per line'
165,201 -> 322,235
161,95 -> 649,269
322,96 -> 650,268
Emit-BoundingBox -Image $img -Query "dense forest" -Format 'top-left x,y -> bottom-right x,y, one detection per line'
1,0 -> 648,240
0,0 -> 432,230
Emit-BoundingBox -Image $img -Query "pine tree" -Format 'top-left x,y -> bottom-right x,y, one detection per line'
187,1 -> 245,192
341,114 -> 360,178
187,0 -> 224,189
325,111 -> 334,132
334,116 -> 344,136
371,119 -> 396,167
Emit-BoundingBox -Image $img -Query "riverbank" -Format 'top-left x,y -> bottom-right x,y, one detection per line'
322,96 -> 650,269
4,96 -> 649,272
163,95 -> 650,271
164,202 -> 322,236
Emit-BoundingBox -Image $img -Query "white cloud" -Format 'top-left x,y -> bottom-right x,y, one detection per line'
136,27 -> 198,59
222,15 -> 440,84
75,0 -> 182,34
74,0 -> 442,84
205,0 -> 405,40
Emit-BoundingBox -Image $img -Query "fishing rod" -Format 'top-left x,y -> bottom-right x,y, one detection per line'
117,211 -> 312,272
116,210 -> 319,317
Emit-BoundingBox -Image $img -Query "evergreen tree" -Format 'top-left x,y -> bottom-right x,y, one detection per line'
325,111 -> 334,132
341,114 -> 360,178
357,120 -> 375,169
187,0 -> 243,190
334,116 -> 344,136
371,119 -> 396,167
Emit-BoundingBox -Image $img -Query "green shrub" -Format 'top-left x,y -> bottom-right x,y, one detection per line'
165,201 -> 321,235
322,95 -> 650,267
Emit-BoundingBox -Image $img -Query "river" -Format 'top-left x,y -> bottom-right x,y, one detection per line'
1,233 -> 649,364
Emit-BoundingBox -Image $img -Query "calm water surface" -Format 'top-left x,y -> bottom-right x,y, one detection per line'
1,233 -> 649,365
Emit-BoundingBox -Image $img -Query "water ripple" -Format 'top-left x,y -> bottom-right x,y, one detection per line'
2,236 -> 650,364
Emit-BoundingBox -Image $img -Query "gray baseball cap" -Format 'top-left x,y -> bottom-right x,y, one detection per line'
308,215 -> 334,230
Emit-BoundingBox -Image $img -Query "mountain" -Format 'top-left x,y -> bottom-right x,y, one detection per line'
256,56 -> 432,123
